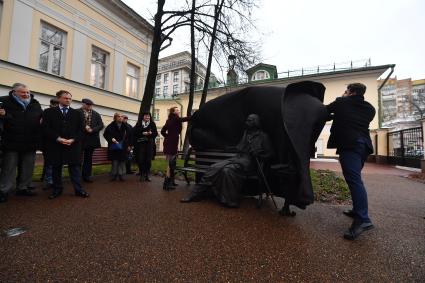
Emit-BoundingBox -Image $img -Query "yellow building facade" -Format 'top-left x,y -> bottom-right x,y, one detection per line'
153,64 -> 394,157
0,0 -> 153,144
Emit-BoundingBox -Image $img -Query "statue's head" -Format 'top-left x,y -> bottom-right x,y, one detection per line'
245,114 -> 261,130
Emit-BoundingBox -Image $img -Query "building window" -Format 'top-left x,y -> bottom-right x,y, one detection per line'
173,85 -> 178,95
163,73 -> 169,84
156,74 -> 161,86
163,86 -> 168,96
155,136 -> 161,151
90,46 -> 108,89
252,70 -> 270,81
173,71 -> 179,82
155,87 -> 160,97
126,63 -> 139,98
39,22 -> 66,75
153,109 -> 160,121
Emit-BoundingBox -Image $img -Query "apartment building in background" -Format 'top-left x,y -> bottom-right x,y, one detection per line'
155,51 -> 220,99
0,0 -> 154,143
380,77 -> 425,130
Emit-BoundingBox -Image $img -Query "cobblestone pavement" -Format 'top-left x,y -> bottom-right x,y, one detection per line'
1,163 -> 424,282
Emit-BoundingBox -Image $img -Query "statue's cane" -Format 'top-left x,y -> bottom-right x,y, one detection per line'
253,155 -> 278,210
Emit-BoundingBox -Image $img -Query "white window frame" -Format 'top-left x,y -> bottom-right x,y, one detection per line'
163,85 -> 168,96
90,46 -> 109,89
173,71 -> 179,83
153,109 -> 160,121
156,74 -> 161,86
163,73 -> 169,84
38,22 -> 66,76
126,63 -> 140,98
172,84 -> 178,95
252,70 -> 270,81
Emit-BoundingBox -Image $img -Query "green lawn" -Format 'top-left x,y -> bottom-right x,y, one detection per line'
33,159 -> 349,203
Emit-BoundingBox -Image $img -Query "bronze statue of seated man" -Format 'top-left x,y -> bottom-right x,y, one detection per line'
181,114 -> 273,208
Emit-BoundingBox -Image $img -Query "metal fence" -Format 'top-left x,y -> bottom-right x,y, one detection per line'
387,126 -> 423,168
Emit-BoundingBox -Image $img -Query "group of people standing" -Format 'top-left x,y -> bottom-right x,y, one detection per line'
0,83 -> 188,203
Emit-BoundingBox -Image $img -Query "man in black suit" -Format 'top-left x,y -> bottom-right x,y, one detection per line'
77,98 -> 104,183
42,90 -> 89,199
327,83 -> 376,240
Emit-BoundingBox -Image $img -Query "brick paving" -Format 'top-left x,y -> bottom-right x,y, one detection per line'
0,162 -> 424,282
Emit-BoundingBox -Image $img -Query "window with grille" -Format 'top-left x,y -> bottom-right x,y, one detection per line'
126,63 -> 139,98
90,46 -> 108,89
39,22 -> 66,75
173,71 -> 179,82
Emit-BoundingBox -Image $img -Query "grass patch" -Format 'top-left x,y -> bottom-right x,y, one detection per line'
311,169 -> 351,204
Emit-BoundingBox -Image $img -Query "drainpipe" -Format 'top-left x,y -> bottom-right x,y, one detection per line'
378,65 -> 395,128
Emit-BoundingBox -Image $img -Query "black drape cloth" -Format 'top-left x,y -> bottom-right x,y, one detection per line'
188,81 -> 328,209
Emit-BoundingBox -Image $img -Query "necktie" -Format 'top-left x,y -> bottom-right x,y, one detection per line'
62,107 -> 68,116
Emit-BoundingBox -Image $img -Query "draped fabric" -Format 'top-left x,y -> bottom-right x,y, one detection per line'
188,81 -> 328,209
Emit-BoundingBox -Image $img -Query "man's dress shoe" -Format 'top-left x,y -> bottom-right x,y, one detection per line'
344,220 -> 374,240
75,190 -> 89,198
0,192 -> 8,203
343,209 -> 355,218
49,191 -> 62,199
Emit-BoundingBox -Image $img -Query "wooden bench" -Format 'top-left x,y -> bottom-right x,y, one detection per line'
91,147 -> 111,165
175,147 -> 277,209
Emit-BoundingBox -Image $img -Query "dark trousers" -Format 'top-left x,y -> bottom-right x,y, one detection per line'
137,144 -> 153,176
52,164 -> 83,193
339,139 -> 371,223
82,147 -> 95,178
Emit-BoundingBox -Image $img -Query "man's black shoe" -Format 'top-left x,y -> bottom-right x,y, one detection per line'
343,209 -> 355,218
82,177 -> 93,183
344,220 -> 374,240
75,190 -> 89,198
0,192 -> 8,203
16,189 -> 37,196
49,190 -> 62,199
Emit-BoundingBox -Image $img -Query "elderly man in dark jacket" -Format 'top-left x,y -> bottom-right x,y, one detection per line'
327,83 -> 376,240
42,90 -> 89,199
0,83 -> 43,203
77,98 -> 104,183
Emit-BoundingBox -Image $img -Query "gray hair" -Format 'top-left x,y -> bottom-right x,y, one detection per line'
12,83 -> 27,90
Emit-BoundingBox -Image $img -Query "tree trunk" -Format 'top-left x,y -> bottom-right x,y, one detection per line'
199,1 -> 224,107
139,0 -> 166,122
186,0 -> 196,117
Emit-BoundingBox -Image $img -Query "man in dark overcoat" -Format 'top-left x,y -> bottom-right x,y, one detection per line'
0,83 -> 43,203
327,83 -> 376,240
42,90 -> 89,199
77,98 -> 104,182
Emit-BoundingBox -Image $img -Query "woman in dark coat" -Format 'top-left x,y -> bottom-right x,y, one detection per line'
133,112 -> 158,182
160,106 -> 190,190
103,113 -> 131,181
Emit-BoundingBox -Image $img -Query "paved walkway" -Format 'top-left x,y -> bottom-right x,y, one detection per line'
1,163 -> 424,282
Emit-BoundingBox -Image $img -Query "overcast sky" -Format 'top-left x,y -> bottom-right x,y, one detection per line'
123,0 -> 425,80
